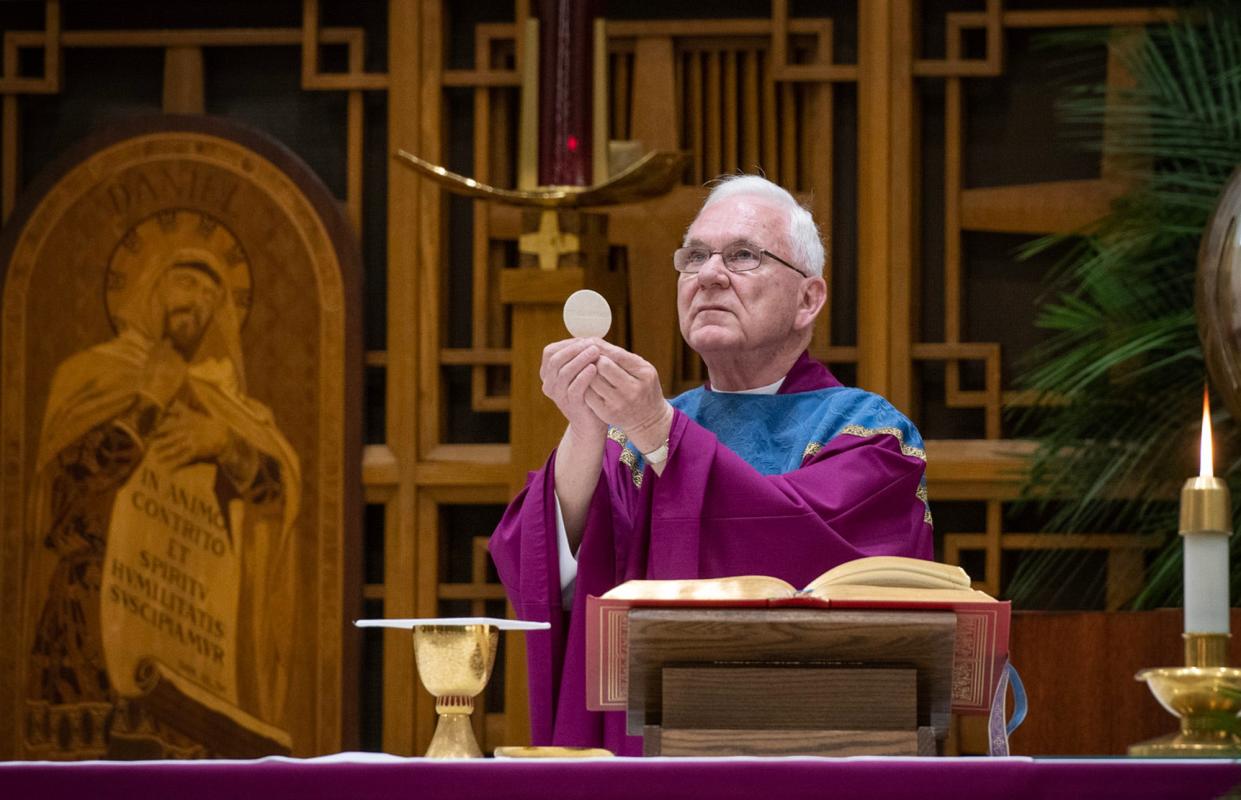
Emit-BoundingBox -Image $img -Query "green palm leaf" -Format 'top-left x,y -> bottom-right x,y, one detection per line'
1009,4 -> 1241,609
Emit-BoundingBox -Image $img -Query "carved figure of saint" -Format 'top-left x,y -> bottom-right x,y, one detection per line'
25,247 -> 300,758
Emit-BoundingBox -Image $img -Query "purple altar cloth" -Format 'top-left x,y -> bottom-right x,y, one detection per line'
2,756 -> 1238,800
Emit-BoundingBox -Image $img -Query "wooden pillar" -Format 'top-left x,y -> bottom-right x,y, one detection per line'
630,37 -> 678,153
385,0 -> 435,757
887,0 -> 918,415
162,47 -> 204,115
856,1 -> 893,397
504,273 -> 583,487
504,209 -> 612,495
856,0 -> 919,412
501,208 -> 615,747
625,39 -> 683,392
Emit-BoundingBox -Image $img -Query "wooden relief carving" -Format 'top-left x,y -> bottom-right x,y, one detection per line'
0,116 -> 360,759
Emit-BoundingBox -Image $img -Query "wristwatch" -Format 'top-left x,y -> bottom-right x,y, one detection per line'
641,439 -> 670,466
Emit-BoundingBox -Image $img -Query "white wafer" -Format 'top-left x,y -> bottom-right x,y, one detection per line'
563,289 -> 612,338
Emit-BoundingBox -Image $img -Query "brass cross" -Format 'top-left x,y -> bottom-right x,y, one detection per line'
519,209 -> 580,271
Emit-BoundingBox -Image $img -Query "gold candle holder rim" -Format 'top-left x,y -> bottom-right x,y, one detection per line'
1136,666 -> 1241,681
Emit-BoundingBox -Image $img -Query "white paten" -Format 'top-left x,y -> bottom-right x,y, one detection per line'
353,617 -> 549,630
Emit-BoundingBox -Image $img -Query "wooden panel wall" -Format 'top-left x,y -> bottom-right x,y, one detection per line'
392,0 -> 1182,756
0,0 -> 392,754
0,0 -> 1186,756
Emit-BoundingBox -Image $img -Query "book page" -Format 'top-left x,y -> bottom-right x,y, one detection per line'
601,575 -> 797,601
803,556 -> 972,595
805,583 -> 996,604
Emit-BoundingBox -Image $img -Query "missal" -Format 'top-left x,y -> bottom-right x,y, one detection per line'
585,556 -> 1010,715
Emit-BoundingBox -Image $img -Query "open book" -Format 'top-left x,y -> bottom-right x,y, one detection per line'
586,556 -> 1010,715
601,556 -> 985,604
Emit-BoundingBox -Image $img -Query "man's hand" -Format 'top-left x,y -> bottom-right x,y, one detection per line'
586,341 -> 674,456
150,404 -> 231,468
139,340 -> 188,408
543,339 -> 609,554
540,338 -> 606,437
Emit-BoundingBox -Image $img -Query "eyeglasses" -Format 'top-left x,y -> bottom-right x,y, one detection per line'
673,242 -> 806,276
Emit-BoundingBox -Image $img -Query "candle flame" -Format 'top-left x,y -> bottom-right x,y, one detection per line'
1201,386 -> 1214,478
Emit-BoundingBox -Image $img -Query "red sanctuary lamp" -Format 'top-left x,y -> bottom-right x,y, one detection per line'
536,0 -> 600,187
1130,388 -> 1241,757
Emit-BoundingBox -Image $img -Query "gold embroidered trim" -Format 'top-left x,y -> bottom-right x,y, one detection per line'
608,427 -> 643,487
917,483 -> 933,527
802,442 -> 823,460
838,424 -> 926,462
618,448 -> 643,489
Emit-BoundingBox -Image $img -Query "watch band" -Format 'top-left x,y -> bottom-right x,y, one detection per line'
641,439 -> 670,466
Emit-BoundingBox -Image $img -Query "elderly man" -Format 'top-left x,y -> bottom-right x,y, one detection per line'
490,175 -> 932,755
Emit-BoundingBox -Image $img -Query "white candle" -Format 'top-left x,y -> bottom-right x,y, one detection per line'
1184,531 -> 1230,634
1181,389 -> 1231,634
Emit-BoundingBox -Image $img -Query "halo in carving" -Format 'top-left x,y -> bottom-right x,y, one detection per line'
105,209 -> 253,332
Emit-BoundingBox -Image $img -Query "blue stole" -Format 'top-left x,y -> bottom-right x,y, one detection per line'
665,386 -> 925,475
610,386 -> 931,524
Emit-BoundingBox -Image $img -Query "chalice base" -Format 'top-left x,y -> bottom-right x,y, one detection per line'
425,713 -> 482,759
1129,729 -> 1241,758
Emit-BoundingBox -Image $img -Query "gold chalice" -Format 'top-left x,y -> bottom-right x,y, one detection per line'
354,616 -> 550,759
414,624 -> 499,758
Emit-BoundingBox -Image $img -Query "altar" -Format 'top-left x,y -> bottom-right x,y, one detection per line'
1,755 -> 1238,800
6,0 -> 1241,777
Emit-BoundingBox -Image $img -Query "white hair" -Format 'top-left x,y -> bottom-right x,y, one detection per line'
695,175 -> 825,277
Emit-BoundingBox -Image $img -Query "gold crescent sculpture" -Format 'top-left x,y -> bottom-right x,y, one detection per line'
393,149 -> 689,208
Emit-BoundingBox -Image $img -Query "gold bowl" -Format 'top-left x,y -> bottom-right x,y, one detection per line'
413,624 -> 499,758
1131,667 -> 1241,756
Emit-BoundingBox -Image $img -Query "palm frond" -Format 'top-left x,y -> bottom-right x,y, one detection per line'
1008,4 -> 1241,609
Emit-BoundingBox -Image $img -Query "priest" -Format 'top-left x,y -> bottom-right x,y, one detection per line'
489,175 -> 933,755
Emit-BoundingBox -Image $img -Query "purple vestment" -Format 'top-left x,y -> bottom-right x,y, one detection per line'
489,352 -> 933,755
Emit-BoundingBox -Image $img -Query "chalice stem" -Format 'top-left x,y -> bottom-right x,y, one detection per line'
426,695 -> 482,758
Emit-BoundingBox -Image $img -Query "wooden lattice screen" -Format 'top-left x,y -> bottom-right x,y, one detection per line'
0,0 -> 1181,756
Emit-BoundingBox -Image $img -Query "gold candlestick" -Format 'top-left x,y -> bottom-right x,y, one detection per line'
1130,656 -> 1241,757
1129,584 -> 1241,757
1129,390 -> 1240,757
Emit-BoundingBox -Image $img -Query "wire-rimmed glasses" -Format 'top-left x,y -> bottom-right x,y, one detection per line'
673,241 -> 806,276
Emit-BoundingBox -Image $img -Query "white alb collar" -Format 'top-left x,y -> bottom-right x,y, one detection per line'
712,376 -> 785,395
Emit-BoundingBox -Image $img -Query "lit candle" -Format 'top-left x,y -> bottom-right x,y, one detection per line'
1180,388 -> 1231,635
